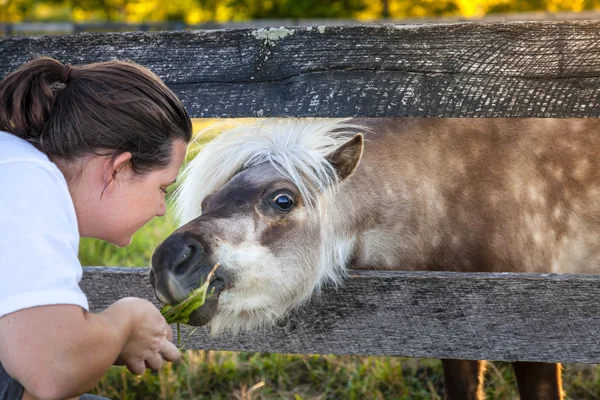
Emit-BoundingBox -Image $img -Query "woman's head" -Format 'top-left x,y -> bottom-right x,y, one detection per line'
0,56 -> 193,246
0,56 -> 192,180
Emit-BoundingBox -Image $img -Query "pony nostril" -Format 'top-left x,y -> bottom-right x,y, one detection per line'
173,243 -> 203,276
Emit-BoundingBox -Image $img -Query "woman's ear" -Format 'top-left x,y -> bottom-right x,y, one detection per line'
103,152 -> 133,187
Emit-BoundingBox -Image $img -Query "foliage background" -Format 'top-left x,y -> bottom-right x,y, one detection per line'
1,0 -> 599,24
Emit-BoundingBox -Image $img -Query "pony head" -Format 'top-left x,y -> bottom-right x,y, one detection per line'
150,119 -> 364,333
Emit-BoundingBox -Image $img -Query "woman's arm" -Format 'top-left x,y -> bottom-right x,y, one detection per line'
0,298 -> 178,400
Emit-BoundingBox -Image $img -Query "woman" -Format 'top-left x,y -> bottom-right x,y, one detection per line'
0,56 -> 193,399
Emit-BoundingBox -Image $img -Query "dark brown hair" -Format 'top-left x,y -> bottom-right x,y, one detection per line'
0,56 -> 192,179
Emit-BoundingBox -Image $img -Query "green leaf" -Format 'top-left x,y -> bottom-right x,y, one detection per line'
160,263 -> 220,325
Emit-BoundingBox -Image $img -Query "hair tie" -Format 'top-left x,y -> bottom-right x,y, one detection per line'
60,63 -> 72,84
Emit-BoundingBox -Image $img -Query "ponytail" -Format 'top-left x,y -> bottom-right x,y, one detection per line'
0,57 -> 70,143
0,56 -> 192,177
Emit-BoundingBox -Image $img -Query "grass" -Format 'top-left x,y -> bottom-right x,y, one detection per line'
90,351 -> 600,399
92,353 -> 446,400
83,118 -> 600,399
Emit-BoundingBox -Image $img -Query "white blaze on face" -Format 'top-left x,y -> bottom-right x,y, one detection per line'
203,205 -> 338,334
216,241 -> 279,300
210,235 -> 320,333
207,214 -> 304,330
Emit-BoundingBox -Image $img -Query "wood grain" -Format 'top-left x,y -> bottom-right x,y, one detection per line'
3,22 -> 600,117
82,267 -> 600,364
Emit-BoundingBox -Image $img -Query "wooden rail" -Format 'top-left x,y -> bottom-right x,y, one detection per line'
82,267 -> 600,363
3,22 -> 600,118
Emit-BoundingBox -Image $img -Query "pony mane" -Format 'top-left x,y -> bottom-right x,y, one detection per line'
175,118 -> 362,225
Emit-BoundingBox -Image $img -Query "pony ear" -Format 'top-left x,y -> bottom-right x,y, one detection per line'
326,133 -> 364,181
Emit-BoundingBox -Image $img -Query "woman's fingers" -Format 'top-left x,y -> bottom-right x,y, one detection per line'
144,354 -> 164,370
161,340 -> 181,362
126,360 -> 146,375
125,343 -> 179,374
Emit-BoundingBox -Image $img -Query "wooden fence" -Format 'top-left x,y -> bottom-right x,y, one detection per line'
2,21 -> 600,363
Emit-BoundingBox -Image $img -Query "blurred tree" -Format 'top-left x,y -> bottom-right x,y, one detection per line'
486,0 -> 590,13
1,0 -> 37,21
398,0 -> 459,17
71,0 -> 127,20
2,0 -> 600,24
487,0 -> 548,13
382,0 -> 389,17
227,0 -> 366,19
195,0 -> 220,20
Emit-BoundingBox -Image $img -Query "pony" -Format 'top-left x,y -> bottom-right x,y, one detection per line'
150,118 -> 600,400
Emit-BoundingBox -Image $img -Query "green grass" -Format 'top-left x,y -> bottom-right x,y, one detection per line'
92,353 -> 446,400
90,351 -> 600,399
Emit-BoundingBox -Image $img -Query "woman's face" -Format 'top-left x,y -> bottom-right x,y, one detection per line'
72,139 -> 188,247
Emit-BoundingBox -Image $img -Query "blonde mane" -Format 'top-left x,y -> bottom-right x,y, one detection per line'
175,118 -> 362,225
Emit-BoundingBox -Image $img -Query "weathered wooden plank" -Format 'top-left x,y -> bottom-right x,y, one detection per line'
3,22 -> 600,118
82,267 -> 600,364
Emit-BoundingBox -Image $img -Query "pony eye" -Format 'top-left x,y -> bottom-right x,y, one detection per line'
271,193 -> 295,211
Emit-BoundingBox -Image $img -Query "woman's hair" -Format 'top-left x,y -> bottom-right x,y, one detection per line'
0,56 -> 192,179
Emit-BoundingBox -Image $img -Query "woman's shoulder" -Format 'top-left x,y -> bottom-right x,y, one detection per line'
0,131 -> 66,186
0,131 -> 76,230
0,131 -> 50,166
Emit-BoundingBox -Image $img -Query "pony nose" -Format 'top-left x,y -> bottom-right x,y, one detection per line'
152,233 -> 205,277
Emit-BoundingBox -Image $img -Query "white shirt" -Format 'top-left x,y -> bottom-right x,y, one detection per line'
0,131 -> 88,318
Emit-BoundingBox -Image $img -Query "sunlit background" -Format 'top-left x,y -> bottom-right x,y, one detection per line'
1,0 -> 598,25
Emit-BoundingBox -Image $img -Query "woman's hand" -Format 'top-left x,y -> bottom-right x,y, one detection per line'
0,301 -> 180,399
107,297 -> 180,374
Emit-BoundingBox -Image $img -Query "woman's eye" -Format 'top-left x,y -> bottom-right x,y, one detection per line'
271,193 -> 295,211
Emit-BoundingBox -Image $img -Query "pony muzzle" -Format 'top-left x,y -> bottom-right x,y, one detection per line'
150,232 -> 229,309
